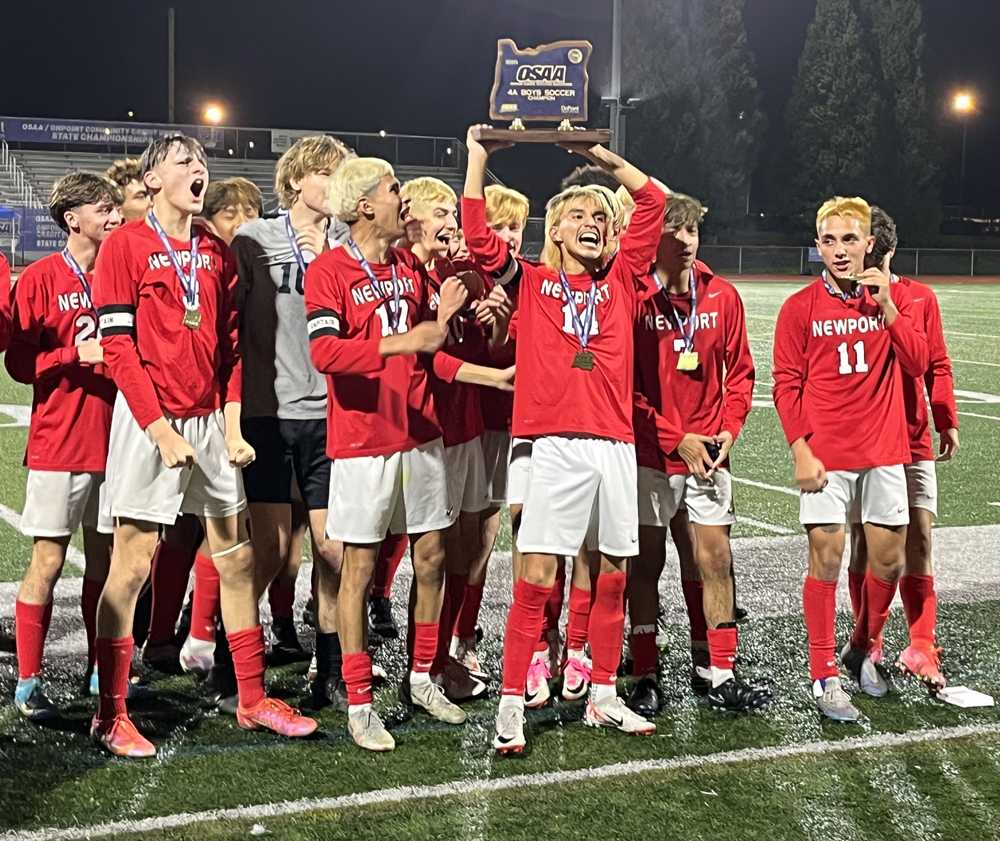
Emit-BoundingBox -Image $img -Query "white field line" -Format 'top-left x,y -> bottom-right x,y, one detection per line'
958,411 -> 1000,422
989,502 -> 1000,508
954,389 -> 1000,403
731,476 -> 799,498
953,359 -> 1000,368
0,502 -> 85,571
739,517 -> 796,536
0,404 -> 30,428
948,331 -> 1000,340
6,723 -> 1000,841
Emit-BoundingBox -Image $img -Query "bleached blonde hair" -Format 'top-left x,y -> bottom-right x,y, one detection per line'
485,184 -> 530,228
816,196 -> 871,235
540,185 -> 616,270
329,157 -> 394,224
400,177 -> 456,217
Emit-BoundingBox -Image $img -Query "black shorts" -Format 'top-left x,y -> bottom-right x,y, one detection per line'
241,417 -> 331,510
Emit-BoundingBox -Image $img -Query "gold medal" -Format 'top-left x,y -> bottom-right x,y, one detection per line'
182,308 -> 202,329
676,350 -> 699,371
571,351 -> 595,371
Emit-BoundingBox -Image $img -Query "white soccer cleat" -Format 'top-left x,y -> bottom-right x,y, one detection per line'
813,677 -> 861,722
524,650 -> 551,708
452,635 -> 488,680
584,693 -> 656,735
493,701 -> 526,755
561,651 -> 592,701
410,678 -> 467,724
179,635 -> 215,677
347,706 -> 395,752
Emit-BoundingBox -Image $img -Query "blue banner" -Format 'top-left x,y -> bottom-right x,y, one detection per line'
0,116 -> 223,150
489,40 -> 592,123
20,208 -> 64,253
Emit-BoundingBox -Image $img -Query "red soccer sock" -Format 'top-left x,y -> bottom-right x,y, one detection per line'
803,576 -> 838,682
190,552 -> 221,643
96,636 -> 133,720
566,584 -> 591,651
227,625 -> 266,709
630,626 -> 658,677
899,574 -> 937,649
373,534 -> 407,600
147,540 -> 195,646
413,621 -> 439,674
848,570 -> 865,623
681,579 -> 708,644
589,570 -> 627,685
500,580 -> 550,697
432,571 -> 466,672
707,625 -> 739,672
81,578 -> 103,668
15,600 -> 51,679
455,581 -> 485,640
541,560 -> 566,638
861,572 -> 898,650
342,651 -> 374,706
267,575 -> 296,621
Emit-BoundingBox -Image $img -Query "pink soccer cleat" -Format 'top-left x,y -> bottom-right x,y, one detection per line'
237,697 -> 318,737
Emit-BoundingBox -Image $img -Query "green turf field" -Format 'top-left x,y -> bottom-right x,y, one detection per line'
0,279 -> 999,840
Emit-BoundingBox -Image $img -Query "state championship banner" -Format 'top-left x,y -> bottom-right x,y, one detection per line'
488,39 -> 592,123
0,116 -> 223,150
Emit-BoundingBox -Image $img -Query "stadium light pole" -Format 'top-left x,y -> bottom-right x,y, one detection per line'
608,0 -> 622,153
168,7 -> 176,123
952,90 -> 977,207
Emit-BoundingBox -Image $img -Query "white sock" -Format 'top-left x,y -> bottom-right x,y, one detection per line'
183,636 -> 215,658
410,670 -> 432,687
590,682 -> 617,704
348,702 -> 371,716
567,647 -> 587,661
711,666 -> 734,688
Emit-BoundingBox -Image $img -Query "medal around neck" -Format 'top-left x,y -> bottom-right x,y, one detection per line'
676,350 -> 699,371
471,39 -> 611,145
182,308 -> 202,329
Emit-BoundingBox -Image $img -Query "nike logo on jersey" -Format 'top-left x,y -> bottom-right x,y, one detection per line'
708,290 -> 722,299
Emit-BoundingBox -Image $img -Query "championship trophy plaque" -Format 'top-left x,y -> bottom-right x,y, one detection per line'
470,39 -> 612,144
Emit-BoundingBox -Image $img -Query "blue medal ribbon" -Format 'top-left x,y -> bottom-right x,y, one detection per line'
149,212 -> 200,311
654,267 -> 698,353
284,213 -> 308,274
558,270 -> 598,350
61,248 -> 95,314
348,238 -> 402,333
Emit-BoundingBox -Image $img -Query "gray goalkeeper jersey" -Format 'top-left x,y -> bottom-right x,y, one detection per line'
232,214 -> 349,420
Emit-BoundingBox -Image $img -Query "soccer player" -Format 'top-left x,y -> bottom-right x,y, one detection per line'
4,173 -> 121,718
462,126 -> 667,753
848,206 -> 958,689
629,191 -> 768,715
91,134 -> 317,757
305,156 -> 514,751
105,159 -> 152,222
202,178 -> 264,245
230,134 -> 351,707
773,196 -> 928,722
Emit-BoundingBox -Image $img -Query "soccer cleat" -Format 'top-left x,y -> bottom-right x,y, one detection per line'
524,651 -> 551,708
626,675 -> 661,719
493,702 -> 527,755
91,714 -> 156,758
441,657 -> 487,702
204,661 -> 238,715
451,635 -> 488,681
409,678 -> 467,724
311,675 -> 349,712
841,643 -> 889,698
87,668 -> 152,701
690,648 -> 711,696
141,641 -> 182,675
269,618 -> 310,665
368,596 -> 399,640
302,596 -> 316,629
348,705 -> 395,752
236,697 -> 318,738
813,677 -> 861,722
897,644 -> 946,689
14,677 -> 58,721
584,693 -> 656,735
561,651 -> 591,701
707,676 -> 773,713
179,634 -> 216,676
734,604 -> 749,622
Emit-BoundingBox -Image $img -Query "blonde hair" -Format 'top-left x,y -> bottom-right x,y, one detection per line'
540,185 -> 616,270
816,196 -> 871,235
485,184 -> 530,227
329,157 -> 394,224
275,135 -> 352,209
400,177 -> 456,216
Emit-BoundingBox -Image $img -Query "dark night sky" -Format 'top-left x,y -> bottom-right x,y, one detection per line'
1,0 -> 997,210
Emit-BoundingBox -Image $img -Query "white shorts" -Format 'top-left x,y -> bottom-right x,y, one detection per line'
444,437 -> 490,518
637,467 -> 736,528
481,429 -> 510,505
507,437 -> 533,507
326,437 -> 451,543
20,470 -> 113,537
905,460 -> 938,516
802,465 -> 909,527
517,436 -> 638,558
105,393 -> 247,526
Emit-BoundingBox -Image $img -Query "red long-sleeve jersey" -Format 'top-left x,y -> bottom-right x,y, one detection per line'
634,261 -> 755,474
478,277 -> 516,433
4,253 -> 115,471
462,179 -> 666,443
92,219 -> 241,428
305,244 -> 462,460
896,276 -> 958,461
772,277 -> 928,471
0,252 -> 11,353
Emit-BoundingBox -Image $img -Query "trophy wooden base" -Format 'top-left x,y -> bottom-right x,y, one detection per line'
471,126 -> 612,145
